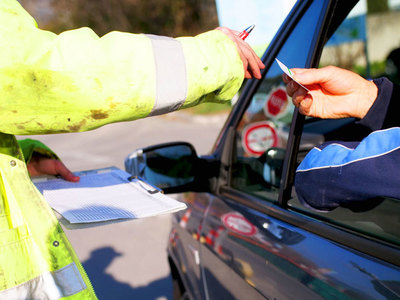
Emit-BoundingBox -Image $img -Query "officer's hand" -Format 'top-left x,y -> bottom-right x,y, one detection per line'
216,27 -> 265,79
283,66 -> 378,119
27,154 -> 80,182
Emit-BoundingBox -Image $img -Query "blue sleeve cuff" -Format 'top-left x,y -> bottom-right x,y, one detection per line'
357,77 -> 393,131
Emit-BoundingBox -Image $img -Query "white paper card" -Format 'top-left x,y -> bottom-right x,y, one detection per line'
275,58 -> 310,92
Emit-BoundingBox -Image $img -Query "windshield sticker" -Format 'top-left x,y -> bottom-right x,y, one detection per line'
242,121 -> 278,156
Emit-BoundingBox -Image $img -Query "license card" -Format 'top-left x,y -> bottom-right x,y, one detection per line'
275,58 -> 309,92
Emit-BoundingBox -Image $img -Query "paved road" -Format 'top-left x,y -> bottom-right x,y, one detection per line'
21,111 -> 228,300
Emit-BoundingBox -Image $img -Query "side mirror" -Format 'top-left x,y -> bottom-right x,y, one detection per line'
125,142 -> 201,193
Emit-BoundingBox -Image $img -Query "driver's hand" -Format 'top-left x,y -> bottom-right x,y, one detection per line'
283,66 -> 378,119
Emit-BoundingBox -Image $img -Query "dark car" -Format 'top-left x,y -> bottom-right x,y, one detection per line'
125,0 -> 400,299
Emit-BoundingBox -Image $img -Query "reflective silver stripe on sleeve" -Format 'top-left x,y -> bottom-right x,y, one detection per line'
146,34 -> 187,116
0,262 -> 86,299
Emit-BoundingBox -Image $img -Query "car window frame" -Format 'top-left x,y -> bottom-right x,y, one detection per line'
216,0 -> 400,267
215,0 -> 329,192
278,0 -> 360,206
215,0 -> 333,198
212,0 -> 317,156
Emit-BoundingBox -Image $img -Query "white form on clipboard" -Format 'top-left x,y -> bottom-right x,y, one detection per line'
33,167 -> 186,228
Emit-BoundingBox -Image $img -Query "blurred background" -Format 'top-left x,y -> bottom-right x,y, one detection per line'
19,0 -> 219,37
18,0 -> 296,57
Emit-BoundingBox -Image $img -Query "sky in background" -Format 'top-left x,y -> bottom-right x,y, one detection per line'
215,0 -> 296,47
216,0 -> 400,48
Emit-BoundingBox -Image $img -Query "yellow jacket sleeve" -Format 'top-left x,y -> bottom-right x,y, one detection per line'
0,0 -> 244,135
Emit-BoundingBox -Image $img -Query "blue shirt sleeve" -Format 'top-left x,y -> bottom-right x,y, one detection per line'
295,77 -> 400,211
357,77 -> 400,131
295,128 -> 400,211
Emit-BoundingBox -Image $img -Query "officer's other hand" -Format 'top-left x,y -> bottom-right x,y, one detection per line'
216,27 -> 265,79
27,154 -> 80,182
282,66 -> 378,119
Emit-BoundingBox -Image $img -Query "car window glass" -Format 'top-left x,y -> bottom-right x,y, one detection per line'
230,0 -> 327,203
289,2 -> 400,246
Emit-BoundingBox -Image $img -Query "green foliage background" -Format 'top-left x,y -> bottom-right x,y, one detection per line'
20,0 -> 219,37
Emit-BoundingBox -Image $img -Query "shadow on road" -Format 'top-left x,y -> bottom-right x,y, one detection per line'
83,247 -> 172,299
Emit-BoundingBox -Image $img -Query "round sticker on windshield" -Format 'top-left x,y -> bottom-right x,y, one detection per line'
264,86 -> 289,119
242,121 -> 278,156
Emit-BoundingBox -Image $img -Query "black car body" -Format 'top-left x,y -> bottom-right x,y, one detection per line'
125,0 -> 400,299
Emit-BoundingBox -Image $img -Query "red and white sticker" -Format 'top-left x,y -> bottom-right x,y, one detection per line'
221,213 -> 257,236
242,121 -> 278,156
264,86 -> 289,119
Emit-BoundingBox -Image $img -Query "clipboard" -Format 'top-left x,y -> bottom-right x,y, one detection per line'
33,167 -> 187,229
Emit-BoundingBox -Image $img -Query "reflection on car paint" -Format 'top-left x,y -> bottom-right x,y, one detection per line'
199,195 -> 400,299
221,212 -> 258,236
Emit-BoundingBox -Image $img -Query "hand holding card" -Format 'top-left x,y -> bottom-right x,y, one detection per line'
275,58 -> 310,92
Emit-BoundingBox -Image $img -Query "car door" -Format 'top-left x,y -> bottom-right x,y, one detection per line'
196,0 -> 400,299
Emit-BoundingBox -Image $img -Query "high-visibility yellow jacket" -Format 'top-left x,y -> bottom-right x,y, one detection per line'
0,0 -> 244,298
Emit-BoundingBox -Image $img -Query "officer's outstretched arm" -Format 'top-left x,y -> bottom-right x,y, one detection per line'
0,0 -> 258,135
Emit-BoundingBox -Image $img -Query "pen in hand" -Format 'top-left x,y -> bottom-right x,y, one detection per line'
219,24 -> 262,79
239,24 -> 255,40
